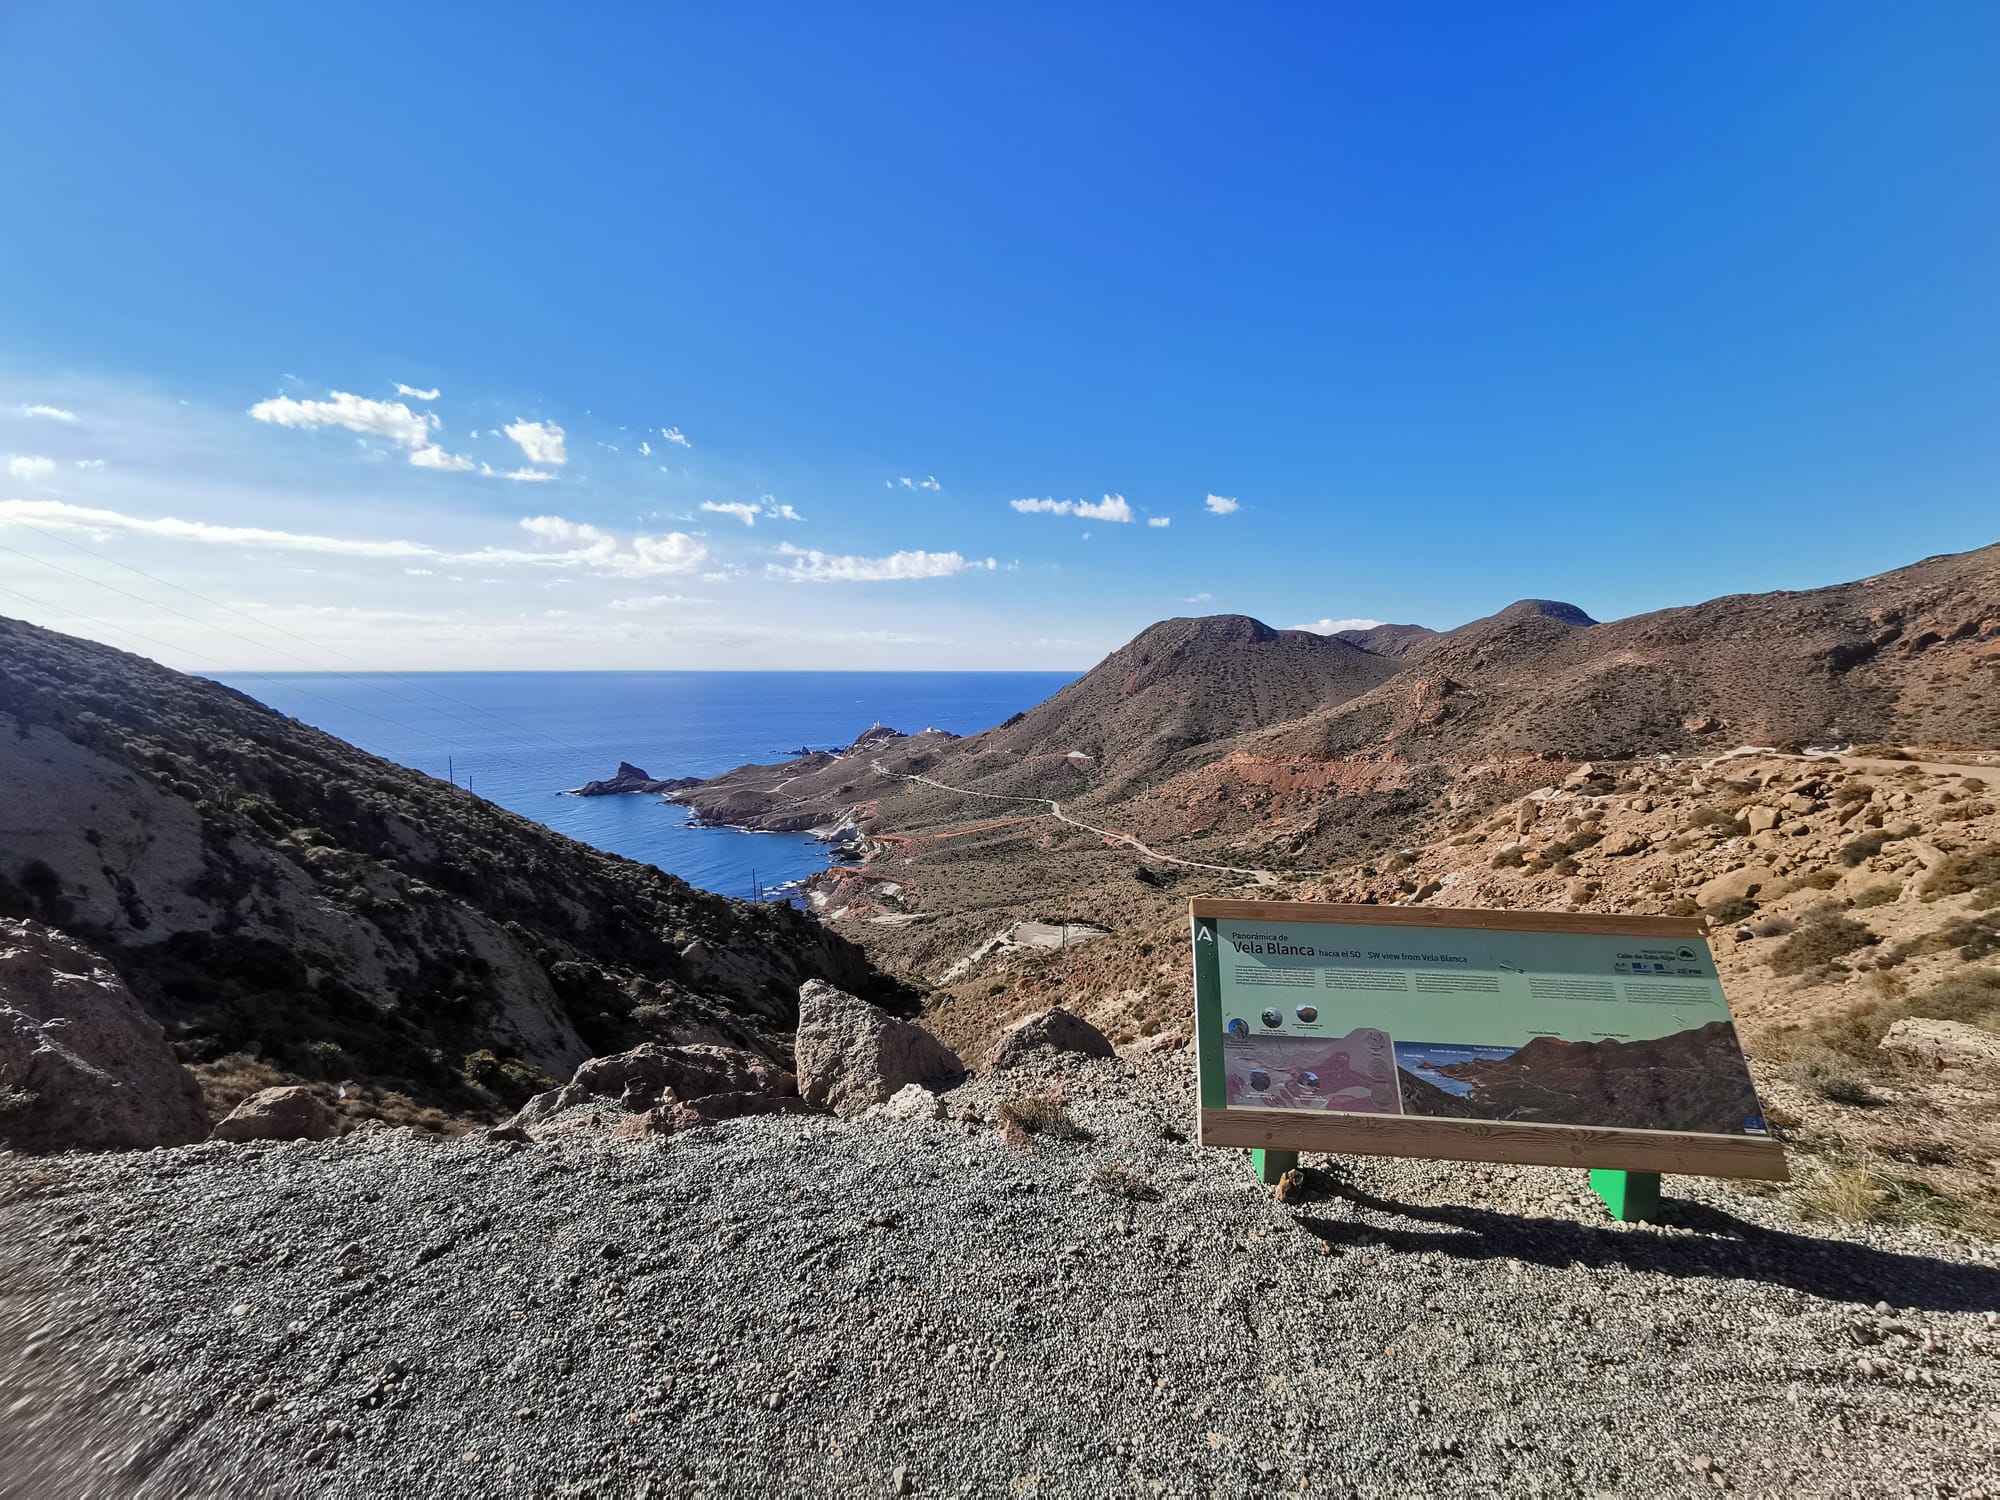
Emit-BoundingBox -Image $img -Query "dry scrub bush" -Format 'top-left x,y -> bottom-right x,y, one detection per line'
997,1086 -> 1091,1140
1850,880 -> 1902,909
1090,1162 -> 1160,1200
1938,801 -> 1996,823
1767,907 -> 1878,977
1921,843 -> 2000,905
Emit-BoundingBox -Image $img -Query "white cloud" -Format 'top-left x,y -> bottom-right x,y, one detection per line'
1009,493 -> 1134,523
393,383 -> 440,401
0,499 -> 706,577
405,568 -> 436,576
481,463 -> 557,483
250,390 -> 436,450
765,502 -> 804,522
503,419 -> 568,467
1294,617 -> 1385,634
701,501 -> 762,526
1183,592 -> 1213,604
661,427 -> 691,447
1147,516 -> 1171,528
639,440 -> 652,456
609,593 -> 710,612
0,498 -> 434,558
6,456 -> 57,483
19,405 -> 75,421
1205,493 -> 1240,515
894,475 -> 942,491
919,476 -> 940,491
73,458 -> 106,470
410,444 -> 474,472
767,543 -> 996,583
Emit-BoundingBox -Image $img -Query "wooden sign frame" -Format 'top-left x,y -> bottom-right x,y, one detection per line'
1191,899 -> 1789,1182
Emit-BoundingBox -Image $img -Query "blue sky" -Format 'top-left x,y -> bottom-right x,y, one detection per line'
1,3 -> 1994,670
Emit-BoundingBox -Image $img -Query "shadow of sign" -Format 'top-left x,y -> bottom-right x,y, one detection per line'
1294,1181 -> 2000,1315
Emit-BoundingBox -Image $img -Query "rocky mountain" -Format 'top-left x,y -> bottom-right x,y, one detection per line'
1331,621 -> 1439,657
0,616 -> 902,1114
1255,543 -> 2000,770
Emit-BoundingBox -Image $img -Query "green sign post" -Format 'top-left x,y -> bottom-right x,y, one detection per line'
1191,900 -> 1787,1220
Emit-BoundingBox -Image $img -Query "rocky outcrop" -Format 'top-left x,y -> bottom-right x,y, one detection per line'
1881,1018 -> 2000,1077
210,1085 -> 336,1143
509,1042 -> 799,1137
0,919 -> 209,1151
571,762 -> 697,796
987,1006 -> 1115,1070
794,980 -> 965,1117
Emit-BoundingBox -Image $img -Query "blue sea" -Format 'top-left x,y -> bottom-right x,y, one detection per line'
206,672 -> 1074,901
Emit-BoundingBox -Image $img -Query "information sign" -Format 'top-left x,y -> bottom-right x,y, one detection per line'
1191,900 -> 1788,1181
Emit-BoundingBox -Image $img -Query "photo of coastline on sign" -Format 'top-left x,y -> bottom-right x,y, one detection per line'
1202,910 -> 1769,1139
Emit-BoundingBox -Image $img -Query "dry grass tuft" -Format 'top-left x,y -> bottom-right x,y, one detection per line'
1793,1162 -> 1891,1223
996,1086 -> 1092,1141
1090,1162 -> 1160,1200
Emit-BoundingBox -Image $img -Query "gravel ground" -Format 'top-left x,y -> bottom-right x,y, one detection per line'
4,1053 -> 1998,1499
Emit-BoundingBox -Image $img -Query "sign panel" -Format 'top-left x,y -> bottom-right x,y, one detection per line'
1192,900 -> 1788,1181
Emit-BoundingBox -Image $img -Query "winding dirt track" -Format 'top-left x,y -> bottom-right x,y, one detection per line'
870,760 -> 1283,881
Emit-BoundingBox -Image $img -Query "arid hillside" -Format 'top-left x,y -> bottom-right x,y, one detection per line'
0,616 -> 902,1122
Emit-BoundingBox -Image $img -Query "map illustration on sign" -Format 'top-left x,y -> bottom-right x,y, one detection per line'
1197,907 -> 1768,1138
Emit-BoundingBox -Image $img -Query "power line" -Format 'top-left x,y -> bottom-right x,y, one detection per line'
0,580 -> 409,762
0,539 -> 574,786
0,547 -> 563,788
0,519 -> 590,769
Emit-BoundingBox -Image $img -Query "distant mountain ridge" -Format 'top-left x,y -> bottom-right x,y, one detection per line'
668,542 -> 2000,850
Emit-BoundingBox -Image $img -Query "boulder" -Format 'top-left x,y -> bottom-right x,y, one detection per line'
0,918 -> 209,1152
1880,1018 -> 2000,1077
987,1006 -> 1116,1070
794,980 -> 964,1117
1597,829 -> 1651,857
210,1085 -> 336,1143
1683,713 -> 1722,735
868,1083 -> 945,1121
509,1042 -> 795,1132
1743,805 -> 1782,835
1696,862 -> 1774,910
617,1091 -> 809,1138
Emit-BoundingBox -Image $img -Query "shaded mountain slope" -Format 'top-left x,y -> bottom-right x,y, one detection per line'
0,616 -> 900,1110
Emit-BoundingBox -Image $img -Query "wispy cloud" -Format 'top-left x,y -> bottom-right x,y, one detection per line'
393,383 -> 440,401
1183,592 -> 1213,604
410,444 -> 474,472
250,390 -> 437,452
1294,617 -> 1384,634
0,499 -> 706,577
18,404 -> 76,422
639,440 -> 652,456
6,455 -> 56,483
660,426 -> 691,447
767,543 -> 995,583
1205,493 -> 1240,515
1146,516 -> 1170,528
481,463 -> 556,483
73,458 -> 106,470
503,419 -> 567,467
891,475 -> 942,491
701,498 -> 804,526
609,593 -> 713,612
1010,494 -> 1134,523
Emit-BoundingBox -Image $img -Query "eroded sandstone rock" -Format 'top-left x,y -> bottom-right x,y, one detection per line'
211,1085 -> 336,1143
987,1006 -> 1115,1070
0,919 -> 210,1152
794,980 -> 964,1117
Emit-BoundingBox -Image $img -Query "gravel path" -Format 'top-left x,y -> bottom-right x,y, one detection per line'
5,1054 -> 1998,1499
